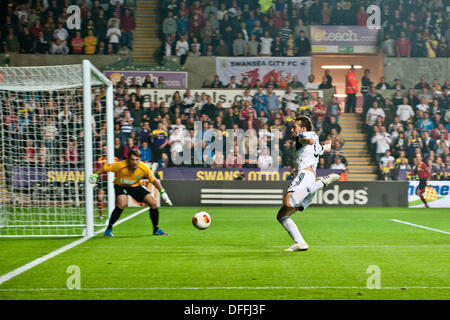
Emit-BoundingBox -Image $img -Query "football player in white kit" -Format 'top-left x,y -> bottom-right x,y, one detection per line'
277,115 -> 340,252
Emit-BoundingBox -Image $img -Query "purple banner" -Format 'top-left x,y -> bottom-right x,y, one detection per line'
12,167 -> 343,186
154,168 -> 343,181
310,25 -> 379,53
104,70 -> 187,89
13,167 -> 85,187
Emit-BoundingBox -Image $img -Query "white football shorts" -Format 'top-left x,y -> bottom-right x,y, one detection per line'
287,170 -> 315,193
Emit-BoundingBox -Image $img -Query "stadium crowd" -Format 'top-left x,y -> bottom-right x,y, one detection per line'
0,0 -> 136,55
110,72 -> 344,171
3,70 -> 449,180
359,71 -> 450,180
161,0 -> 450,59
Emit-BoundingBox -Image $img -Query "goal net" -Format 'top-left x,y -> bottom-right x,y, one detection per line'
0,61 -> 114,237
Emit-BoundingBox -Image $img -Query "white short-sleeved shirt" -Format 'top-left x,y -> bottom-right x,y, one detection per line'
260,37 -> 273,55
396,104 -> 414,121
106,27 -> 121,43
366,108 -> 385,126
176,40 -> 189,56
295,131 -> 321,171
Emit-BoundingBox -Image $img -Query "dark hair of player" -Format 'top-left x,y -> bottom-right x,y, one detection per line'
129,149 -> 141,159
295,115 -> 313,131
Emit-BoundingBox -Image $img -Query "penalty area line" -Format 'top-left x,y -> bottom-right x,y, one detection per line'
391,219 -> 450,235
0,207 -> 148,286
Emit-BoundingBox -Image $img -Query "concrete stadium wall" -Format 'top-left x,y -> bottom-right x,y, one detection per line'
168,56 -> 449,95
4,53 -> 127,70
383,58 -> 450,89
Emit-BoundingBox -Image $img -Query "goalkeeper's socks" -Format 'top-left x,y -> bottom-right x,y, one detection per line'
107,207 -> 123,229
149,208 -> 159,232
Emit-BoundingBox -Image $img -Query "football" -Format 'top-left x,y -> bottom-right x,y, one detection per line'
192,211 -> 211,230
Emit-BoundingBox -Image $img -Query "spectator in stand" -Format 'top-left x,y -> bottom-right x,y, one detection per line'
123,137 -> 139,159
152,122 -> 169,164
106,19 -> 121,54
227,76 -> 240,89
296,30 -> 311,56
163,11 -> 177,38
259,31 -> 273,56
436,37 -> 449,57
305,75 -> 318,90
53,22 -> 69,46
375,76 -> 392,90
364,86 -> 385,119
330,157 -> 347,172
18,27 -> 34,53
371,126 -> 392,163
266,87 -> 280,115
407,130 -> 423,162
50,39 -> 69,54
247,34 -> 259,56
119,109 -> 134,145
121,8 -> 136,50
84,29 -> 98,54
327,128 -> 345,149
71,30 -> 84,54
282,86 -> 298,113
271,36 -> 284,56
210,75 -> 223,88
215,39 -> 230,56
34,30 -> 50,54
176,33 -> 189,65
233,32 -> 247,57
415,76 -> 430,90
366,101 -> 385,130
253,87 -> 268,113
139,141 -> 152,163
417,112 -> 434,134
411,32 -> 426,57
421,131 -> 437,160
313,97 -> 327,122
265,75 -> 278,89
380,149 -> 395,168
396,31 -> 411,57
288,75 -> 304,89
257,148 -> 273,169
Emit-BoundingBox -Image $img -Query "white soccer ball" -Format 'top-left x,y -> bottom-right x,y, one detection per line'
192,211 -> 211,230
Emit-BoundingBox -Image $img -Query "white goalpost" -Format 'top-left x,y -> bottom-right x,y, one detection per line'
0,60 -> 114,237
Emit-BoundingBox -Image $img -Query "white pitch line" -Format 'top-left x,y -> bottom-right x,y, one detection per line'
79,245 -> 450,249
0,207 -> 148,286
1,286 -> 450,292
391,219 -> 450,235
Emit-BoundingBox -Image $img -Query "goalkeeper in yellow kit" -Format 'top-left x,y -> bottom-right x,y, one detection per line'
89,149 -> 173,237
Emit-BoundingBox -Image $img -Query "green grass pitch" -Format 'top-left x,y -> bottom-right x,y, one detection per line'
0,207 -> 449,300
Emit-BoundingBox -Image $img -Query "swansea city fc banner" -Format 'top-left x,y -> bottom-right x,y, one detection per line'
216,57 -> 311,88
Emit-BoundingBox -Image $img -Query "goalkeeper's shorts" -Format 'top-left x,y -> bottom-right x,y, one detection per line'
114,185 -> 150,203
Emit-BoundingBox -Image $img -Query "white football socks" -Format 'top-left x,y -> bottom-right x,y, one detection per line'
279,216 -> 306,244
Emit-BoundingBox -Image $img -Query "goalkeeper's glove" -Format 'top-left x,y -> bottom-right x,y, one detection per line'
89,174 -> 99,185
160,189 -> 173,206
